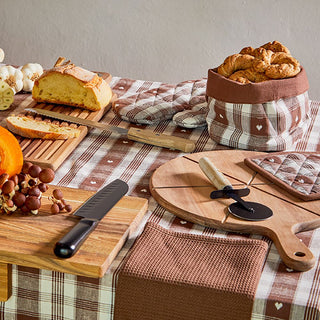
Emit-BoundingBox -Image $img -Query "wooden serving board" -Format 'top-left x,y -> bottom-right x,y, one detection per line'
150,150 -> 320,272
0,185 -> 148,301
5,72 -> 115,170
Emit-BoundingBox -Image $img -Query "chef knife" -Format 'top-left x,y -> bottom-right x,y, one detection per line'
25,108 -> 196,152
54,179 -> 129,259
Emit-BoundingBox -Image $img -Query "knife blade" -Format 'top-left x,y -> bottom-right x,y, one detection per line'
25,108 -> 196,152
54,179 -> 129,259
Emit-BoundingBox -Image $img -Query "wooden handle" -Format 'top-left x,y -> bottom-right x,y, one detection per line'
271,227 -> 315,271
127,127 -> 195,153
199,157 -> 232,190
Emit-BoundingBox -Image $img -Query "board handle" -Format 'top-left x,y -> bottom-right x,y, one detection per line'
272,227 -> 315,272
127,127 -> 196,153
199,157 -> 231,190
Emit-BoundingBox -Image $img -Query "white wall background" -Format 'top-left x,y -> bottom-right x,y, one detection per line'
1,0 -> 319,99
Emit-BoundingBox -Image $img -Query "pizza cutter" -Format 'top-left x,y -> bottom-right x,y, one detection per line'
199,157 -> 273,221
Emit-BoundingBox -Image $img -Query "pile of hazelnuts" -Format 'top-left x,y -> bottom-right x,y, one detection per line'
0,162 -> 72,215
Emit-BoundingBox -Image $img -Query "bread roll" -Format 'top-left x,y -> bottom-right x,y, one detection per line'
32,58 -> 113,111
6,115 -> 80,140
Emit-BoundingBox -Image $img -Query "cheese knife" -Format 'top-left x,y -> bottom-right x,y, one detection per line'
54,179 -> 128,259
25,108 -> 196,152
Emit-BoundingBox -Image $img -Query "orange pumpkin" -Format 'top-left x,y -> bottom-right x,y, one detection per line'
0,126 -> 23,177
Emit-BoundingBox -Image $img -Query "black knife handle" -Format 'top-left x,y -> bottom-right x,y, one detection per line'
54,218 -> 99,258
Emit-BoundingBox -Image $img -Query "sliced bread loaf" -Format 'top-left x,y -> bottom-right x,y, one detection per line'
6,115 -> 80,140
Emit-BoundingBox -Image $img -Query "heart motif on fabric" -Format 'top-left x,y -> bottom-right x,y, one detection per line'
256,124 -> 263,131
219,114 -> 224,119
298,179 -> 305,183
275,302 -> 283,310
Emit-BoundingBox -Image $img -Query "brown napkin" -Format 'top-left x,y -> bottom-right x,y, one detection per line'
114,222 -> 269,320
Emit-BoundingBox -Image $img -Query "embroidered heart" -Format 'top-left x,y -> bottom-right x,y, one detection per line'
141,189 -> 147,193
286,268 -> 293,272
268,158 -> 275,162
275,302 -> 283,310
219,114 -> 224,119
298,179 -> 305,184
90,181 -> 97,184
256,124 -> 263,131
180,220 -> 187,225
122,140 -> 129,144
181,129 -> 186,133
295,115 -> 299,122
107,160 -> 113,163
118,86 -> 124,90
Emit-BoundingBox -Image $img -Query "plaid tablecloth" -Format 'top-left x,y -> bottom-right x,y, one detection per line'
0,76 -> 319,320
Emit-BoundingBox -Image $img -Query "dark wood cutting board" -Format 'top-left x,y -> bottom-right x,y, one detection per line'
150,150 -> 320,272
0,185 -> 148,301
3,72 -> 115,170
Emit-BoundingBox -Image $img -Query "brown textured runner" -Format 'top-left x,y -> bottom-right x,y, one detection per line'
114,222 -> 269,320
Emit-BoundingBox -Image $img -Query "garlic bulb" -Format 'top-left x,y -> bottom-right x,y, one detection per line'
0,49 -> 4,63
0,80 -> 14,110
21,63 -> 43,92
0,66 -> 23,94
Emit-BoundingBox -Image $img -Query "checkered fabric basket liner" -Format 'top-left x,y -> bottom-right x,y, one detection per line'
112,78 -> 207,128
206,92 -> 311,151
244,152 -> 320,201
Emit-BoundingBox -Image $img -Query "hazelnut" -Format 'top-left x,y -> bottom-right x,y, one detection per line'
53,189 -> 63,200
39,168 -> 55,183
28,165 -> 42,178
25,196 -> 41,210
65,204 -> 72,212
28,187 -> 41,197
2,180 -> 15,194
38,182 -> 48,192
22,162 -> 33,174
9,175 -> 19,186
50,203 -> 60,214
12,192 -> 26,207
0,173 -> 9,186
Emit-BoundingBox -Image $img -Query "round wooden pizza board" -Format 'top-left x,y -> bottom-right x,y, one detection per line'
150,150 -> 320,271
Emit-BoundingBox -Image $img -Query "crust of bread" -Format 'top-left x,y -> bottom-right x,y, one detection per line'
6,116 -> 80,140
32,63 -> 113,111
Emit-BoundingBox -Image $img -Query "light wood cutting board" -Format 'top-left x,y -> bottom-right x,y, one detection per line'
4,72 -> 115,170
150,150 -> 320,272
0,185 -> 148,301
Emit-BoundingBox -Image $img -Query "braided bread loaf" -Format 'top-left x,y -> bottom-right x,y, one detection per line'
217,54 -> 255,77
217,41 -> 301,84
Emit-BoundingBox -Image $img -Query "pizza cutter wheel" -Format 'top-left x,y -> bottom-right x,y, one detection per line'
199,157 -> 273,221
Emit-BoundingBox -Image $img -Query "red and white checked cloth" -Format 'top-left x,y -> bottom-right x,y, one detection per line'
0,76 -> 319,320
